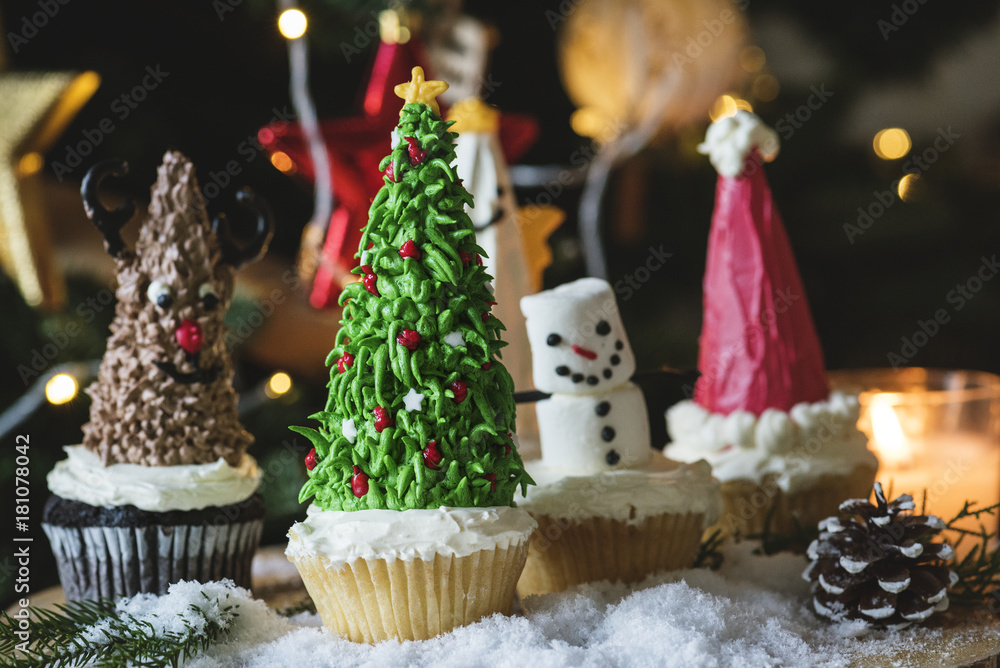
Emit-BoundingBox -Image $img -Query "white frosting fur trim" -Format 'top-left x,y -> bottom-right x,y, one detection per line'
698,111 -> 780,178
664,392 -> 878,492
286,505 -> 537,568
519,459 -> 721,527
47,445 -> 261,512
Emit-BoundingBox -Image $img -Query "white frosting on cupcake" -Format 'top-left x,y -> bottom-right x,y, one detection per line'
664,391 -> 877,492
285,505 -> 537,567
697,110 -> 780,177
47,445 -> 261,512
518,459 -> 721,527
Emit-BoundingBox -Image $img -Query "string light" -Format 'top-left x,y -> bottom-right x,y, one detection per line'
873,128 -> 911,160
270,151 -> 294,173
739,46 -> 766,73
278,9 -> 308,39
45,374 -> 78,405
265,372 -> 293,398
18,152 -> 44,176
709,95 -> 752,121
898,173 -> 923,202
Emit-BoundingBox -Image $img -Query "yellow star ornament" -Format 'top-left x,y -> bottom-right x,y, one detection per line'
393,66 -> 449,117
516,205 -> 565,293
0,69 -> 99,310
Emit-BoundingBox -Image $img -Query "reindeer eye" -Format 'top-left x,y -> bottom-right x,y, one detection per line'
147,280 -> 173,309
199,282 -> 219,311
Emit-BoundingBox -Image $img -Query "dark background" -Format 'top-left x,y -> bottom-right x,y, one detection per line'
2,0 -> 999,607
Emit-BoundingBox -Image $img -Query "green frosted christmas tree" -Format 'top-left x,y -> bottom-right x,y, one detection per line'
292,67 -> 531,512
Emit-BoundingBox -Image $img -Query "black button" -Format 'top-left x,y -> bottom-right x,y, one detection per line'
603,368 -> 612,379
547,333 -> 562,346
586,375 -> 599,385
571,373 -> 584,383
595,401 -> 611,416
555,366 -> 570,376
596,320 -> 611,336
601,426 -> 616,441
610,355 -> 621,366
615,340 -> 623,351
605,450 -> 620,466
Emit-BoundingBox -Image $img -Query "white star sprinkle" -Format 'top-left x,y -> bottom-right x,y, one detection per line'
444,330 -> 465,348
403,388 -> 425,412
341,418 -> 357,443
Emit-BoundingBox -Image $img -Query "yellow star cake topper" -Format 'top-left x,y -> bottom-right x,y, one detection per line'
394,67 -> 449,117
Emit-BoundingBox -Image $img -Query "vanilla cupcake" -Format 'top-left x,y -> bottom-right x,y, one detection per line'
286,506 -> 535,642
664,112 -> 877,536
666,393 -> 876,536
284,69 -> 535,643
517,460 -> 720,596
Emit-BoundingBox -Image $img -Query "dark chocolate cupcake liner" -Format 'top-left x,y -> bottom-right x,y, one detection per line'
43,519 -> 263,601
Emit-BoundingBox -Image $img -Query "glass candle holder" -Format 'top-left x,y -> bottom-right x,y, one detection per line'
829,368 -> 1000,534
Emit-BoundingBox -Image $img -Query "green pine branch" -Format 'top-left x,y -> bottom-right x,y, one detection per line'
0,592 -> 238,668
944,499 -> 1000,610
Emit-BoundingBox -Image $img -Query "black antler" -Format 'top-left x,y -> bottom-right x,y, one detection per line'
81,159 -> 136,258
212,188 -> 275,269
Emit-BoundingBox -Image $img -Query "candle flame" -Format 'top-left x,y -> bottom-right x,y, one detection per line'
870,402 -> 913,468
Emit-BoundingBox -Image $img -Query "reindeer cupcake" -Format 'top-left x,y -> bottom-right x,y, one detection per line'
42,151 -> 273,600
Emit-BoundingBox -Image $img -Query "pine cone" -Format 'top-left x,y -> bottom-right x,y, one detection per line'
803,482 -> 958,629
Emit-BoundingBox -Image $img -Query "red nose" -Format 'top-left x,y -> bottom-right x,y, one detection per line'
572,344 -> 598,360
176,319 -> 204,354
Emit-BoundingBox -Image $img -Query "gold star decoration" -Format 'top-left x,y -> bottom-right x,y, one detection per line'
516,205 -> 565,292
0,67 -> 100,310
393,66 -> 449,117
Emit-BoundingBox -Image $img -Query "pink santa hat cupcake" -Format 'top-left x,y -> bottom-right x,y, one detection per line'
665,111 -> 877,537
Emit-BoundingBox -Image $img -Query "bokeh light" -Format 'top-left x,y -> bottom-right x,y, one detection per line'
46,374 -> 78,405
873,128 -> 911,160
266,372 -> 293,398
278,9 -> 307,39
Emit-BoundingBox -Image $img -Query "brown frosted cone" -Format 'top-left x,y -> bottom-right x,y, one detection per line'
711,465 -> 878,538
290,543 -> 530,643
82,151 -> 251,466
516,512 -> 705,597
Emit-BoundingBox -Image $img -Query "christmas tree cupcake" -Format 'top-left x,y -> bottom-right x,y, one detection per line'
42,152 -> 272,600
665,111 -> 878,536
285,68 -> 536,644
515,278 -> 721,596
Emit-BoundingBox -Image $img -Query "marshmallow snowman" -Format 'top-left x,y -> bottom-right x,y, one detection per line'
521,278 -> 650,474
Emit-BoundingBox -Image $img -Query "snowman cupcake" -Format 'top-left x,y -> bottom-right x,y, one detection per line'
516,278 -> 721,596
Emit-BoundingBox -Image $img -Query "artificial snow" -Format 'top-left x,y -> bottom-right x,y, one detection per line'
92,543 -> 999,668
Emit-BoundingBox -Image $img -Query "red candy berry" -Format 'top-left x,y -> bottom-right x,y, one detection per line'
397,329 -> 421,351
351,465 -> 369,497
481,362 -> 492,371
373,406 -> 394,432
305,448 -> 318,470
360,265 -> 379,296
404,136 -> 427,165
476,254 -> 483,266
399,240 -> 421,260
449,380 -> 468,403
336,352 -> 355,374
486,473 -> 497,493
423,440 -> 442,470
460,251 -> 472,267
383,162 -> 396,182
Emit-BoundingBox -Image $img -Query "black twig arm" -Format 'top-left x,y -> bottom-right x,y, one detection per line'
213,187 -> 275,269
81,159 -> 136,258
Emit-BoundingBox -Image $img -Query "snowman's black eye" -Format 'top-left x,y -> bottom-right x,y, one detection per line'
596,321 -> 611,336
547,333 -> 562,346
